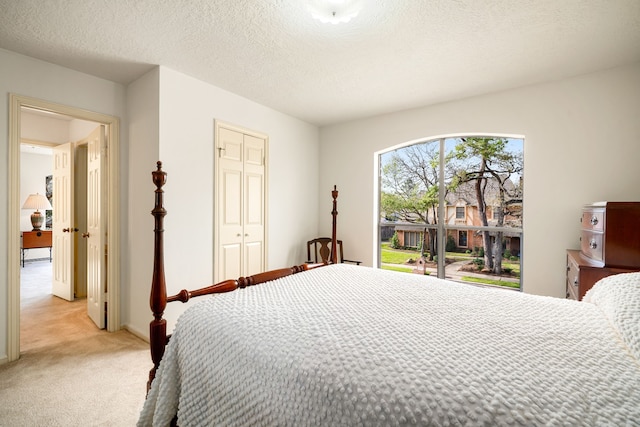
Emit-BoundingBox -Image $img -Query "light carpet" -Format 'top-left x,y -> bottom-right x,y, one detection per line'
0,260 -> 150,426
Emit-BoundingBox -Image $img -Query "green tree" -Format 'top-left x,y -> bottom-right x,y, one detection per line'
447,137 -> 523,274
390,231 -> 400,249
381,143 -> 441,260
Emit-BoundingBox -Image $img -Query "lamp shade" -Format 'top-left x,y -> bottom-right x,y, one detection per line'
22,193 -> 52,211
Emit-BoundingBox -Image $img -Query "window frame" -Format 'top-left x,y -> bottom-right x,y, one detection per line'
375,134 -> 524,290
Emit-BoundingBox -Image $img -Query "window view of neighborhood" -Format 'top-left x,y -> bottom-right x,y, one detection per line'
379,136 -> 524,290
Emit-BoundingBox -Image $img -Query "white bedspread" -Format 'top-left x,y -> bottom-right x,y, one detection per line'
139,265 -> 640,426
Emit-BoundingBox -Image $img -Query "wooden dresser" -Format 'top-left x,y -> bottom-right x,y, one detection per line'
566,202 -> 640,300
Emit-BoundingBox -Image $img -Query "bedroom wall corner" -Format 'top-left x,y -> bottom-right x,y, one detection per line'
318,61 -> 640,298
124,66 -> 321,336
124,67 -> 161,339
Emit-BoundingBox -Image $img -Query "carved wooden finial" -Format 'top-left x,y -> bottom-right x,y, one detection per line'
152,161 -> 167,193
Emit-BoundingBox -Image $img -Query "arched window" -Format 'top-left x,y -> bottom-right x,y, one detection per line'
377,136 -> 523,290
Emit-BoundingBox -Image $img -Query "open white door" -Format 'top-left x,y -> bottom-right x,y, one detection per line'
86,126 -> 107,329
52,143 -> 75,301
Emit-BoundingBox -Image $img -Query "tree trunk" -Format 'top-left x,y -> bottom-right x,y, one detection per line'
493,231 -> 503,275
492,183 -> 507,275
475,166 -> 493,270
428,229 -> 436,261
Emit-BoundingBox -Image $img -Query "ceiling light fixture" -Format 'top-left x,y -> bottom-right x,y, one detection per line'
308,0 -> 363,24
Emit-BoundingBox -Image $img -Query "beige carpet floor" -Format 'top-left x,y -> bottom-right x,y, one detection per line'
0,260 -> 150,426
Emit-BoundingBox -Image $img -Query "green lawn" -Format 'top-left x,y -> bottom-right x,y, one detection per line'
380,242 -> 520,287
383,265 -> 429,274
381,244 -> 423,264
461,276 -> 520,289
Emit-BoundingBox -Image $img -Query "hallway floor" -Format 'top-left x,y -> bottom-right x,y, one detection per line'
0,259 -> 149,426
20,259 -> 98,352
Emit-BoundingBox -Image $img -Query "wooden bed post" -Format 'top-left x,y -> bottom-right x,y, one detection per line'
144,163 -> 332,394
148,161 -> 168,392
331,185 -> 338,264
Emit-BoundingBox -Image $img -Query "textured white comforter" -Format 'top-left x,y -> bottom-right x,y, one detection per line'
139,265 -> 640,426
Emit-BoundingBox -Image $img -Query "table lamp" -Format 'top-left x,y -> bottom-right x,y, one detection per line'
22,193 -> 52,231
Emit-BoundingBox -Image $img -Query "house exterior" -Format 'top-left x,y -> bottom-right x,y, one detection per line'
392,177 -> 522,256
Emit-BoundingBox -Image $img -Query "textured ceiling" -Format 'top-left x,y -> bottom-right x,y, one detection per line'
1,0 -> 639,126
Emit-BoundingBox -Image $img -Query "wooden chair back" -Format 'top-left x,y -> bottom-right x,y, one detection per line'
307,237 -> 361,265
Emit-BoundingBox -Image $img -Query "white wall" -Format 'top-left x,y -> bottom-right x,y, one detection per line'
319,62 -> 640,298
124,67 -> 160,337
0,48 -> 127,361
21,113 -> 70,143
125,66 -> 320,337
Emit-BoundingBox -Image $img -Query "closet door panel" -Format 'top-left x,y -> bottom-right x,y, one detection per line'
215,124 -> 267,282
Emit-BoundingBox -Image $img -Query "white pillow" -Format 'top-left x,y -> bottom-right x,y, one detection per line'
584,272 -> 640,362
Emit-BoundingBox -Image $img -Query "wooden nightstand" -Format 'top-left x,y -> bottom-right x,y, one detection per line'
20,230 -> 52,267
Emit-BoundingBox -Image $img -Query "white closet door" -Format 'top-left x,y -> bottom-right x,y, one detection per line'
215,123 -> 267,282
243,134 -> 266,277
217,127 -> 245,281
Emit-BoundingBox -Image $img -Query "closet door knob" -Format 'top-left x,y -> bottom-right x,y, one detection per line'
82,232 -> 90,238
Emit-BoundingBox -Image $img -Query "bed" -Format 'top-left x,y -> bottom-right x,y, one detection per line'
139,162 -> 640,426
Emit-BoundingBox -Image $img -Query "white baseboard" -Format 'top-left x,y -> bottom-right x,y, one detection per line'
123,324 -> 149,343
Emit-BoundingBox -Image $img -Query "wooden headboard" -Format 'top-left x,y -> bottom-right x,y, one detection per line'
147,161 -> 338,390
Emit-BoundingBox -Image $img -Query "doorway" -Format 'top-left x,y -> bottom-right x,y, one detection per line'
20,114 -> 100,316
7,94 -> 121,362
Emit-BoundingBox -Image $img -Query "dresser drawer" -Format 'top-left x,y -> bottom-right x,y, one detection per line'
566,253 -> 580,300
581,208 -> 605,232
566,250 -> 639,300
580,202 -> 640,268
580,230 -> 603,262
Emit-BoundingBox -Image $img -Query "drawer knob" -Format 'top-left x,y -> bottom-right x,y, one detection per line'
573,277 -> 578,285
589,240 -> 597,249
590,216 -> 598,225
